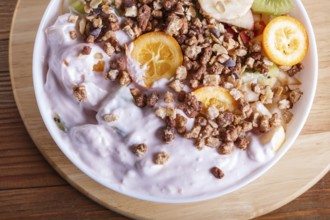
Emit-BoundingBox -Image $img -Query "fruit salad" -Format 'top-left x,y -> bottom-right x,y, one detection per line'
42,0 -> 309,200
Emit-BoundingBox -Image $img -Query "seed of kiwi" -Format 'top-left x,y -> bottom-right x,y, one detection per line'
252,0 -> 294,16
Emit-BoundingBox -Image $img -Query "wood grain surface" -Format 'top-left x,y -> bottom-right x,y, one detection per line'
1,0 -> 330,219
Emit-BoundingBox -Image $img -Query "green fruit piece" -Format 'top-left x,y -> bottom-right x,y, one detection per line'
252,0 -> 293,15
53,113 -> 67,132
69,0 -> 86,14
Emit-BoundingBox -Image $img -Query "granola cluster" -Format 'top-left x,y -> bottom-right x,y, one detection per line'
68,0 -> 304,173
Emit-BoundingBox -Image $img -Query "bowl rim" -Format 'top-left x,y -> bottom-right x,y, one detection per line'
32,0 -> 318,204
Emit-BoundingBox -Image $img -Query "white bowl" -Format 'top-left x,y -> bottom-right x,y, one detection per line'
33,0 -> 318,203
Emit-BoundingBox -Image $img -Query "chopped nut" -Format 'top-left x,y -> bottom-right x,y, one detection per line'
122,25 -> 135,39
106,69 -> 120,81
230,88 -> 243,101
73,85 -> 87,102
270,113 -> 282,127
278,99 -> 291,110
203,74 -> 220,86
184,125 -> 201,139
132,144 -> 148,157
175,66 -> 187,80
210,167 -> 224,179
155,106 -> 167,119
116,56 -> 127,71
205,137 -> 220,148
154,151 -> 170,165
168,79 -> 184,93
206,106 -> 219,120
125,6 -> 138,17
184,45 -> 202,60
103,42 -> 115,56
218,141 -> 234,155
147,93 -> 159,107
103,113 -> 119,123
164,91 -> 174,103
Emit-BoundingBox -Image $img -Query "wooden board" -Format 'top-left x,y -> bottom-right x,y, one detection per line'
9,0 -> 330,219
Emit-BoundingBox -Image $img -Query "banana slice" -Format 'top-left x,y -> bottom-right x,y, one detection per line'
260,126 -> 286,152
199,0 -> 254,21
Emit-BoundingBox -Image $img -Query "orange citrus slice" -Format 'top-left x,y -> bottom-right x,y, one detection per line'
263,16 -> 308,66
193,87 -> 237,112
130,32 -> 183,88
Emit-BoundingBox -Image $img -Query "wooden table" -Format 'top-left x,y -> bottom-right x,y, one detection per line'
1,1 -> 329,219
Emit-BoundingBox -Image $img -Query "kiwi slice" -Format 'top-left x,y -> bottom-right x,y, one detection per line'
252,0 -> 293,16
69,0 -> 86,14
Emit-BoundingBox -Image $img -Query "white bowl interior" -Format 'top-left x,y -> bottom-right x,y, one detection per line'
33,0 -> 318,203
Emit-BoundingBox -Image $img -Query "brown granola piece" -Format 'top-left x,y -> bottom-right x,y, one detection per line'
130,88 -> 146,107
241,121 -> 253,132
69,31 -> 77,40
184,45 -> 202,60
168,79 -> 184,93
203,74 -> 220,87
119,71 -> 132,86
103,113 -> 119,123
73,85 -> 87,102
287,63 -> 304,77
165,14 -> 184,36
132,143 -> 148,157
200,47 -> 213,65
165,116 -> 176,128
115,56 -> 127,71
103,42 -> 115,56
259,115 -> 270,133
235,136 -> 250,150
162,127 -> 176,143
205,137 -> 220,148
106,69 -> 120,81
86,35 -> 95,43
175,114 -> 187,132
217,111 -> 234,128
206,106 -> 220,120
196,116 -> 208,127
137,4 -> 151,32
175,66 -> 187,80
221,125 -> 241,142
163,0 -> 176,11
164,91 -> 174,103
184,125 -> 201,139
210,167 -> 224,179
154,151 -> 170,165
195,138 -> 206,150
270,113 -> 282,127
192,64 -> 206,80
208,62 -> 224,75
155,106 -> 167,119
282,110 -> 293,123
218,141 -> 234,155
147,93 -> 159,107
81,46 -> 92,55
278,99 -> 291,110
